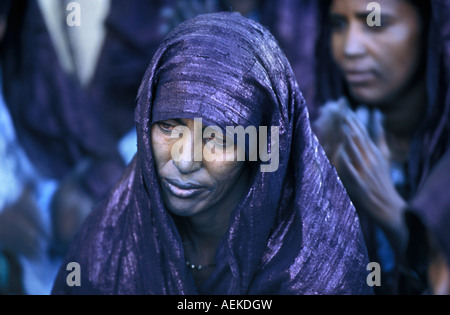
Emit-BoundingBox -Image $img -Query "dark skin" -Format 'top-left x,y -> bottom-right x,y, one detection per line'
322,0 -> 427,258
318,0 -> 450,295
151,118 -> 251,286
335,112 -> 408,255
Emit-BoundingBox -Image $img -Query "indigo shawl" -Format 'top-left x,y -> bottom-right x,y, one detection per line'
52,12 -> 371,295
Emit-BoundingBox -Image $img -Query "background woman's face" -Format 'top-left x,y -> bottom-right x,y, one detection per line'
151,118 -> 249,217
330,0 -> 424,106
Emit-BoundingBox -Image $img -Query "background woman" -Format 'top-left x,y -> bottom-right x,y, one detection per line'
313,0 -> 449,294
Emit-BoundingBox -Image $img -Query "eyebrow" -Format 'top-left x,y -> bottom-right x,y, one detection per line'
330,12 -> 395,22
358,12 -> 394,21
173,118 -> 187,126
161,118 -> 188,126
167,118 -> 215,132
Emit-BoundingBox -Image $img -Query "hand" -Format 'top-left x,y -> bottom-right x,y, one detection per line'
0,186 -> 47,259
335,114 -> 408,255
313,97 -> 351,164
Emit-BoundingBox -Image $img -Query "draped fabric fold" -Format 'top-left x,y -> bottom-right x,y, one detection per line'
52,12 -> 371,295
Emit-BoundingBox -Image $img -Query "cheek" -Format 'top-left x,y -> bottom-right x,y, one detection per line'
375,25 -> 422,83
205,161 -> 245,188
331,33 -> 345,65
151,131 -> 173,169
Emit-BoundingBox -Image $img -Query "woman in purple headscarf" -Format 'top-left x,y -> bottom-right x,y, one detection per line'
404,0 -> 450,295
51,12 -> 371,295
313,0 -> 450,294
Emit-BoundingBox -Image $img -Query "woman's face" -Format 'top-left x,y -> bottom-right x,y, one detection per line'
151,118 -> 250,217
330,0 -> 424,106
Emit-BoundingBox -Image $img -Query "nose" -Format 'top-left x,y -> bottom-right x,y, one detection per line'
344,23 -> 367,58
171,129 -> 202,174
173,159 -> 201,175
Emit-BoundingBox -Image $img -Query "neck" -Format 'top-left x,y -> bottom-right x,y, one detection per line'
382,77 -> 427,136
179,167 -> 251,265
379,76 -> 427,161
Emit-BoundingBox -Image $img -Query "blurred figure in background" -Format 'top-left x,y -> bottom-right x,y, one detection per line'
313,0 -> 450,294
165,0 -> 320,117
0,0 -> 59,295
0,0 -> 166,294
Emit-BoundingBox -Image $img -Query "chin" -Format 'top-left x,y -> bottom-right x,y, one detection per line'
163,198 -> 200,217
349,86 -> 390,108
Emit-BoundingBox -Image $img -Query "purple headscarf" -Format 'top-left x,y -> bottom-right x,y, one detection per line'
52,12 -> 371,295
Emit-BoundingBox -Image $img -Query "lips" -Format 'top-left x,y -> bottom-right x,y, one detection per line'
161,178 -> 208,199
344,70 -> 376,84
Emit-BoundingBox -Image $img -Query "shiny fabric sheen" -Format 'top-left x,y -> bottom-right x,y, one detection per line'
52,12 -> 372,295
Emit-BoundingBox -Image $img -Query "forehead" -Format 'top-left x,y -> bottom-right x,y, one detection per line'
330,0 -> 412,16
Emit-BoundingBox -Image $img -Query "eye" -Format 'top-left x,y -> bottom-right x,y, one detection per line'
329,15 -> 347,32
157,121 -> 176,133
205,132 -> 227,147
364,15 -> 392,32
364,21 -> 387,32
